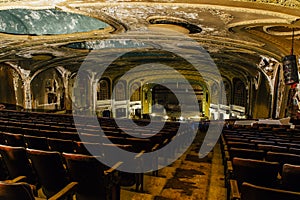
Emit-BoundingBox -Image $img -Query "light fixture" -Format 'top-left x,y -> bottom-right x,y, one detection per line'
282,28 -> 299,86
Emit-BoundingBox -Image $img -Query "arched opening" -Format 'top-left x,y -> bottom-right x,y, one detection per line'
31,68 -> 64,112
0,64 -> 24,110
233,78 -> 247,107
130,82 -> 141,102
114,80 -> 126,101
97,79 -> 110,101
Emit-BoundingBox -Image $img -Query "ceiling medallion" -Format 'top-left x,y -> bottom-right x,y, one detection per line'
31,53 -> 55,61
147,16 -> 202,34
263,25 -> 300,36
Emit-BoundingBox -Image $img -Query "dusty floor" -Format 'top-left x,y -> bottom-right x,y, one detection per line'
120,131 -> 226,200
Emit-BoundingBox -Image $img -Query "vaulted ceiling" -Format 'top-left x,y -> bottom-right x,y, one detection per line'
0,0 -> 300,88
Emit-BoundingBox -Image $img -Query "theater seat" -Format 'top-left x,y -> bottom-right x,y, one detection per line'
27,149 -> 75,198
232,157 -> 279,189
227,141 -> 256,150
266,151 -> 300,175
282,164 -> 300,192
0,181 -> 37,200
0,145 -> 36,184
241,182 -> 300,200
63,153 -> 122,200
47,138 -> 74,153
24,135 -> 49,151
229,148 -> 265,161
2,132 -> 25,147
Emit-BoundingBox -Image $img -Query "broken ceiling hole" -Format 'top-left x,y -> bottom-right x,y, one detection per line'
0,8 -> 109,35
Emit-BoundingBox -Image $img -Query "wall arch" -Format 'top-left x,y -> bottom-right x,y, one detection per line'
0,63 -> 24,110
31,68 -> 64,111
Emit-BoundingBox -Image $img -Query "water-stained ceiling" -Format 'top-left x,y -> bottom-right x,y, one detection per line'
0,0 -> 299,88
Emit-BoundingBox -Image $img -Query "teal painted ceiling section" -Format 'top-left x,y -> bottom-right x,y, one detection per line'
0,9 -> 109,35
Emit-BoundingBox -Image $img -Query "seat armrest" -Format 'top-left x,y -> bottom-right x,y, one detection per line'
224,145 -> 228,151
163,139 -> 169,145
225,160 -> 234,187
151,144 -> 160,151
6,176 -> 38,196
104,161 -> 123,175
225,150 -> 230,161
229,179 -> 241,200
227,160 -> 233,174
220,135 -> 228,151
5,176 -> 27,183
135,150 -> 145,159
48,181 -> 78,200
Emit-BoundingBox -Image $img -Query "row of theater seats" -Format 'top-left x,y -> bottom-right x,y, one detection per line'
221,125 -> 300,200
0,144 -> 119,200
0,109 -> 193,158
0,110 -> 182,149
0,130 -> 172,154
0,109 -> 194,199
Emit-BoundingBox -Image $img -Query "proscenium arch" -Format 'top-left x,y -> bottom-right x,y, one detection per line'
96,49 -> 210,119
92,48 -> 216,114
94,48 -> 209,84
72,29 -> 226,173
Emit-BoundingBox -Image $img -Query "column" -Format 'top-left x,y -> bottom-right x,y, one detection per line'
20,69 -> 32,111
90,72 -> 97,114
56,67 -> 71,112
